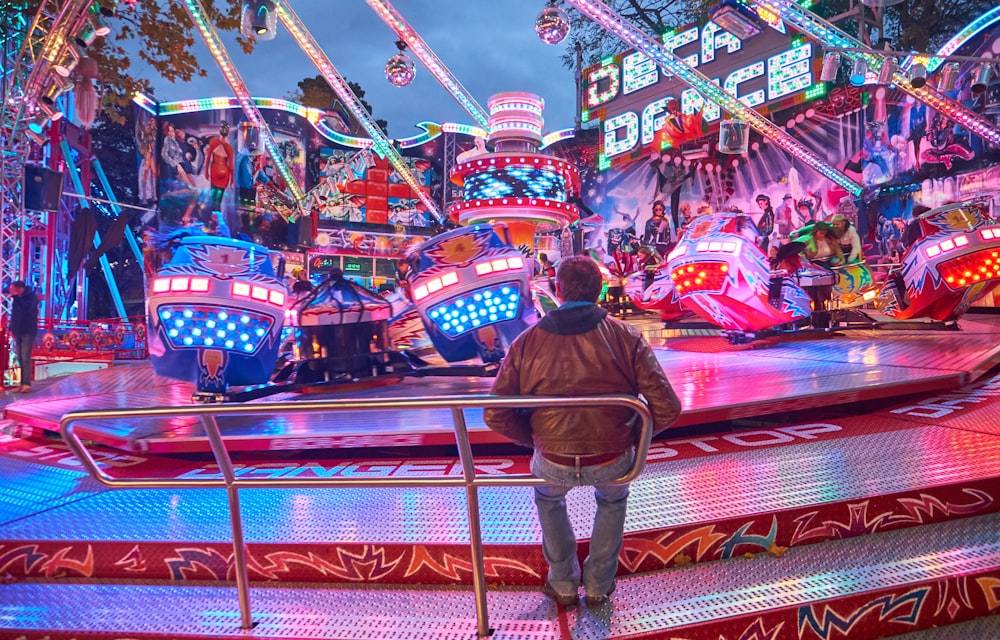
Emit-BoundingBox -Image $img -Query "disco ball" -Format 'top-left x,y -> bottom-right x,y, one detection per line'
385,53 -> 416,87
535,6 -> 570,45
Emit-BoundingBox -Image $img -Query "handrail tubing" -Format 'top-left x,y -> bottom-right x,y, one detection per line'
60,393 -> 654,637
60,394 -> 653,489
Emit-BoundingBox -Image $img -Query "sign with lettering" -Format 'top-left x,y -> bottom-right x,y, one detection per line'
582,22 -> 822,163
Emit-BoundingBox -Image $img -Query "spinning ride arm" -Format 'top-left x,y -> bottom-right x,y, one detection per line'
364,0 -> 490,130
274,0 -> 444,224
179,0 -> 306,202
564,0 -> 864,196
753,0 -> 1000,148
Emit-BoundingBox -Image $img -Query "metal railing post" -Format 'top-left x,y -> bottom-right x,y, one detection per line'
451,407 -> 491,638
201,414 -> 254,630
59,394 -> 653,636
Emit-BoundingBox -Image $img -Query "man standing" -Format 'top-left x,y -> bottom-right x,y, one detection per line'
484,257 -> 682,608
8,280 -> 39,393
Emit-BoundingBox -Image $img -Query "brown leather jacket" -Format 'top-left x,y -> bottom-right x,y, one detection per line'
484,303 -> 682,455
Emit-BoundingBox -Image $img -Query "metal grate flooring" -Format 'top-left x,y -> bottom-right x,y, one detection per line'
1,513 -> 997,639
0,422 -> 997,545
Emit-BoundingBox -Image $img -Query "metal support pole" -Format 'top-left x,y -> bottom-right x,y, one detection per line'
201,414 -> 254,631
451,407 -> 492,638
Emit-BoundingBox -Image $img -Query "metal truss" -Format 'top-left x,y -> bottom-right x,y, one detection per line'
364,0 -> 490,130
0,0 -> 92,325
755,0 -> 1000,148
179,0 -> 306,203
274,0 -> 444,224
565,0 -> 864,196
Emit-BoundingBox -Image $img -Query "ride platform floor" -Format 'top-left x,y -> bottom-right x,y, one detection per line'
4,314 -> 1000,454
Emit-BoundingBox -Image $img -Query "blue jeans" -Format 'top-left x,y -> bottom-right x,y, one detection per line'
14,333 -> 34,386
530,450 -> 633,599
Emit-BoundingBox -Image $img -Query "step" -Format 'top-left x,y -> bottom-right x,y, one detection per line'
2,513 -> 998,639
1,408 -> 998,588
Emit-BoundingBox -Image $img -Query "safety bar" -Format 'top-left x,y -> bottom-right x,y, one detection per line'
61,394 -> 653,638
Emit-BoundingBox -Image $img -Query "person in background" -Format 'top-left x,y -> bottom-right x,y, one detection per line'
801,223 -> 844,268
538,253 -> 556,279
831,214 -> 863,263
484,256 -> 682,609
290,268 -> 314,295
636,245 -> 660,290
8,280 -> 39,393
395,258 -> 413,300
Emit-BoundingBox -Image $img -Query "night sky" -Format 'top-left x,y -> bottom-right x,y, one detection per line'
146,1 -> 581,137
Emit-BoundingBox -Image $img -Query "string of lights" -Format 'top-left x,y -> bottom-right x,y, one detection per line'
364,0 -> 490,129
273,0 -> 444,224
179,0 -> 305,202
564,0 -> 864,196
754,0 -> 1000,148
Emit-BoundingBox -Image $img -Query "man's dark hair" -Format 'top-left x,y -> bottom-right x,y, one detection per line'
10,280 -> 25,290
756,194 -> 770,203
556,256 -> 603,303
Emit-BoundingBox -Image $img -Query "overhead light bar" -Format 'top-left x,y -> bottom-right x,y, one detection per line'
708,0 -> 765,40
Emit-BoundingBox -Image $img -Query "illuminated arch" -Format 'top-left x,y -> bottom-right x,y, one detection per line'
923,7 -> 1000,73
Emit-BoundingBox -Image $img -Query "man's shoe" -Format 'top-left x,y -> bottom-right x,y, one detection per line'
585,581 -> 616,607
543,582 -> 579,606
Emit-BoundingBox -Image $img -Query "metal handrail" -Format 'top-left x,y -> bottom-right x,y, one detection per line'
60,393 -> 653,638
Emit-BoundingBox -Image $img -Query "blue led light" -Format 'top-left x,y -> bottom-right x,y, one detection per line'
429,283 -> 523,337
464,167 -> 567,201
157,304 -> 274,355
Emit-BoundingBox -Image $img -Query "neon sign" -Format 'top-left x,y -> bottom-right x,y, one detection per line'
583,22 -> 820,160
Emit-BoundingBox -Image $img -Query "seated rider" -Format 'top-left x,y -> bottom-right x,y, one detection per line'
831,214 -> 863,264
800,223 -> 844,269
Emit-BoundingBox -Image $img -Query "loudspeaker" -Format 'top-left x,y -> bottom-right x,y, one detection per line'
23,165 -> 64,212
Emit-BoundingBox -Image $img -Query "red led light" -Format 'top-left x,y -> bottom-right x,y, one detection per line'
937,249 -> 1000,290
670,261 -> 729,294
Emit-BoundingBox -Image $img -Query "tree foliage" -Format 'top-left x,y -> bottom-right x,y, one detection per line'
554,0 -> 690,69
287,74 -> 389,133
22,0 -> 250,118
